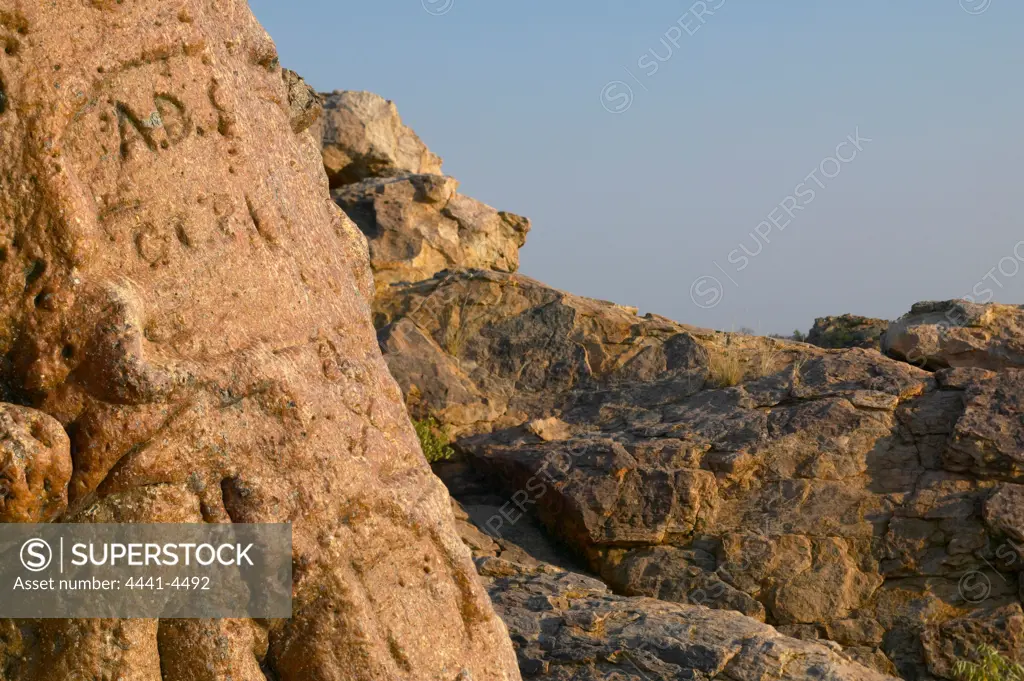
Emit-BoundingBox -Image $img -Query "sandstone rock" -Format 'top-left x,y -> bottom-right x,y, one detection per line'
947,370 -> 1024,481
314,90 -> 443,186
808,314 -> 888,350
921,604 -> 1024,679
377,269 -> 719,436
526,417 -> 573,442
884,300 -> 1024,370
336,175 -> 530,290
983,484 -> 1024,542
0,3 -> 517,679
0,404 -> 71,522
599,545 -> 767,621
375,263 -> 1024,677
479,558 -> 898,680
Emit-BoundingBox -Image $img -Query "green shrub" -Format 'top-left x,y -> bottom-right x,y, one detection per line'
954,646 -> 1024,681
414,417 -> 455,463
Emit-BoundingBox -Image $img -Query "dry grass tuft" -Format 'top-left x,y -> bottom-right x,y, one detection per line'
707,352 -> 745,388
754,344 -> 782,378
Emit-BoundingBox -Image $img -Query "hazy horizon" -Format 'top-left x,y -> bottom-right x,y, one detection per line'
250,0 -> 1024,335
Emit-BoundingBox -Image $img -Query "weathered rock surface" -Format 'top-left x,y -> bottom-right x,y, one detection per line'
282,68 -> 323,134
314,89 -> 443,187
808,314 -> 889,350
884,300 -> 1024,370
0,3 -> 518,680
478,557 -> 899,680
375,270 -> 1024,678
336,176 -> 530,291
0,404 -> 71,523
443,471 -> 896,680
449,339 -> 1024,677
377,269 -> 712,436
318,81 -> 1024,680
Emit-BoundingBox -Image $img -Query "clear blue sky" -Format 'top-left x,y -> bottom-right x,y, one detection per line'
250,0 -> 1024,334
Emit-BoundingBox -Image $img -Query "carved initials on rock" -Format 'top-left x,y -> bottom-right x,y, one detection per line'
117,93 -> 191,160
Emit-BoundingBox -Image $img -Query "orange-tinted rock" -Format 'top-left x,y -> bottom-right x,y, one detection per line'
0,1 -> 519,679
0,404 -> 71,522
314,90 -> 443,187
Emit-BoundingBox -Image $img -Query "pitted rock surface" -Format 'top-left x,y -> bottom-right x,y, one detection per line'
0,2 -> 519,679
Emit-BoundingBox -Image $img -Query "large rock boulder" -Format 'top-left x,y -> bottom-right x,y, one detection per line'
808,314 -> 888,350
336,176 -> 530,291
314,90 -> 443,187
0,3 -> 519,679
884,300 -> 1024,370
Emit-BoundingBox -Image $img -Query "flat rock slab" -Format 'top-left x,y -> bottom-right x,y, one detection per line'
479,558 -> 899,680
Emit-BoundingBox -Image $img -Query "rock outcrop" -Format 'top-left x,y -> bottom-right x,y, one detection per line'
337,176 -> 530,291
453,355 -> 1024,678
0,3 -> 519,679
479,558 -> 899,680
377,269 -> 705,436
327,95 -> 1024,678
443,467 -> 899,680
884,300 -> 1024,370
808,314 -> 888,350
314,90 -> 443,186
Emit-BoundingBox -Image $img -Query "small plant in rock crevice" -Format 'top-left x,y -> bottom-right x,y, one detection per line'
413,417 -> 455,463
953,646 -> 1024,681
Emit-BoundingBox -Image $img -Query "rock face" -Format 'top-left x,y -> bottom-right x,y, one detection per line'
441,319 -> 1024,679
808,314 -> 888,350
0,405 -> 72,523
323,83 -> 1023,680
314,90 -> 444,186
364,221 -> 1024,679
376,270 -> 695,436
884,300 -> 1024,370
479,558 -> 899,680
0,3 -> 519,680
317,89 -> 531,292
281,68 -> 323,134
337,176 -> 530,291
443,467 -> 897,680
